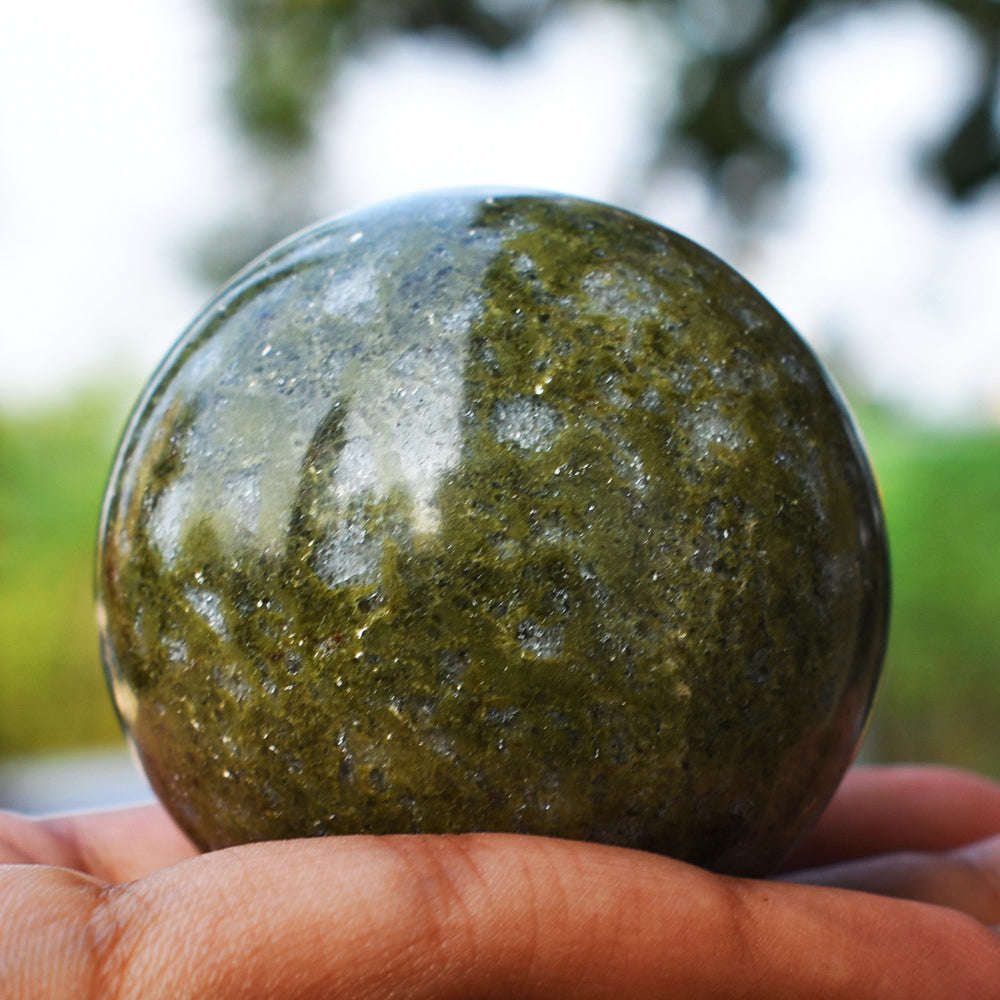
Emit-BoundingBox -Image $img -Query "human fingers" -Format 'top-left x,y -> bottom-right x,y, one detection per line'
3,833 -> 999,1000
784,765 -> 1000,871
0,803 -> 197,880
786,832 -> 1000,926
9,762 -> 999,886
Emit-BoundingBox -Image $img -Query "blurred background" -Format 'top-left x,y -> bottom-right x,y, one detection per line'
1,0 -> 998,812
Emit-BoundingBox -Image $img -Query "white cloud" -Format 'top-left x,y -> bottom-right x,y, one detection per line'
0,0 -> 233,407
739,3 -> 998,420
318,3 -> 663,211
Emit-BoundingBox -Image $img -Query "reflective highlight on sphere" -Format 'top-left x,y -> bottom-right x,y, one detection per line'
97,190 -> 889,874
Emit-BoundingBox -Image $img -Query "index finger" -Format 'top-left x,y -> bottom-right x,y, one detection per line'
3,832 -> 1000,999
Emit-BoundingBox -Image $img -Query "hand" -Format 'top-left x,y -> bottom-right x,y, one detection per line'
2,765 -> 1000,998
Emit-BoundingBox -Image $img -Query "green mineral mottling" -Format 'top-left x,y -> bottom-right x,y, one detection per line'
97,190 -> 888,875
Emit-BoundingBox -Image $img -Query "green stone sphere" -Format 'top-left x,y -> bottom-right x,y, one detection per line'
97,190 -> 888,875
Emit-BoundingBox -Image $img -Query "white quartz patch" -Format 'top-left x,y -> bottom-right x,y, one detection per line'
581,266 -> 659,324
685,403 -> 748,452
314,518 -> 382,587
491,395 -> 566,452
516,618 -> 564,659
323,259 -> 380,325
184,586 -> 230,640
149,478 -> 195,561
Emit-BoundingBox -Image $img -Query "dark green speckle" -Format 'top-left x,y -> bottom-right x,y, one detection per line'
97,190 -> 888,875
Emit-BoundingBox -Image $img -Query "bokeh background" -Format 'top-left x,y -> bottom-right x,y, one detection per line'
2,0 -> 999,810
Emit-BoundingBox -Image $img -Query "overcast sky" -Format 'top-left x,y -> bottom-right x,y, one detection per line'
2,0 -> 997,422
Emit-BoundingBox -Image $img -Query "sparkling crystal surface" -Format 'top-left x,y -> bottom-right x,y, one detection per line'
97,190 -> 889,874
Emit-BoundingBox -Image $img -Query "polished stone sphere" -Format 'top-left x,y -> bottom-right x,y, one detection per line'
97,190 -> 888,874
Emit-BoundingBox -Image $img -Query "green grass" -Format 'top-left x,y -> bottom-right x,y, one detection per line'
2,384 -> 999,778
852,403 -> 1000,775
0,387 -> 133,755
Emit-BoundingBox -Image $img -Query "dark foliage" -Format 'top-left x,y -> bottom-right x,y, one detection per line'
215,0 -> 1000,205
